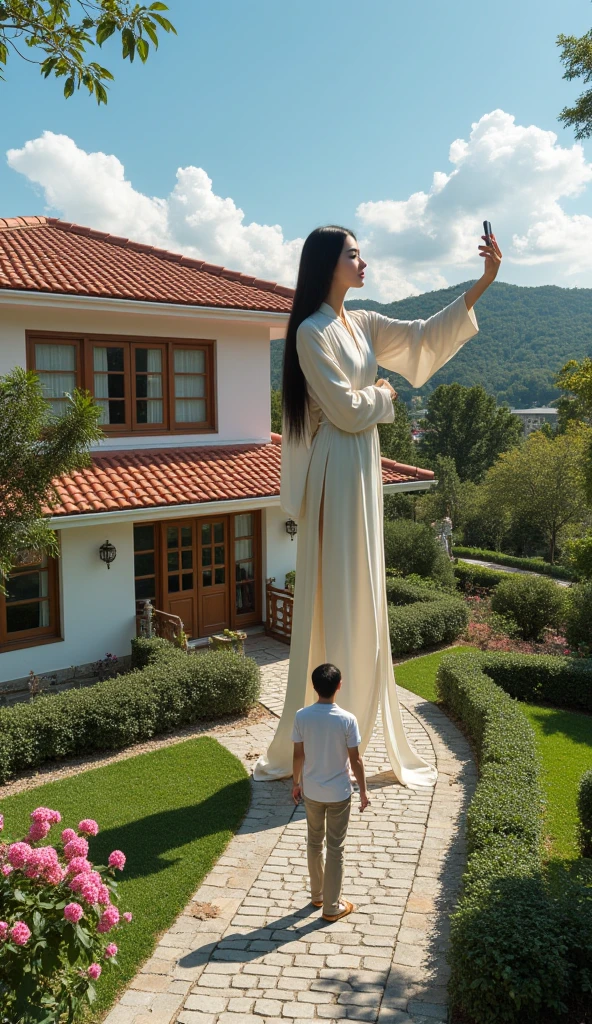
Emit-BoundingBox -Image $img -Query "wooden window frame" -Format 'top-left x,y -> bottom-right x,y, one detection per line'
27,332 -> 217,437
231,511 -> 261,628
0,554 -> 61,652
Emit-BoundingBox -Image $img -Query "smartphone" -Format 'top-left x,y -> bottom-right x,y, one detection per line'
483,220 -> 493,246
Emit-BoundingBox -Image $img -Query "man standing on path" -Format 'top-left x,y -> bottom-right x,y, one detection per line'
292,663 -> 370,922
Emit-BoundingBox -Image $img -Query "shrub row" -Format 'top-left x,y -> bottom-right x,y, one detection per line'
454,559 -> 509,592
386,578 -> 469,655
0,639 -> 261,784
478,650 -> 592,714
436,652 -> 592,1024
578,769 -> 592,857
453,545 -> 575,581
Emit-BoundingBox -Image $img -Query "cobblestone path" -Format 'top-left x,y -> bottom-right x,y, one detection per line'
105,636 -> 476,1024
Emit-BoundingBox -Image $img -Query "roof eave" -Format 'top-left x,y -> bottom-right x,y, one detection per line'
0,287 -> 291,325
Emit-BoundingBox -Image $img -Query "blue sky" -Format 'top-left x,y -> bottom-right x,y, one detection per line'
2,0 -> 592,298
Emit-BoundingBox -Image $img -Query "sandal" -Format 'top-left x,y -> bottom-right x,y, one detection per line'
311,899 -> 323,908
322,900 -> 355,922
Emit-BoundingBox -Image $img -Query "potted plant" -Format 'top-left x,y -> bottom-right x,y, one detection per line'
208,628 -> 247,654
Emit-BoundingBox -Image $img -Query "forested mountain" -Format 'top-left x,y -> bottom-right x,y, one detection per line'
270,281 -> 592,407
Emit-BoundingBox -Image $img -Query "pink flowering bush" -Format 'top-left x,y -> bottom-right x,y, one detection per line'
0,806 -> 133,1023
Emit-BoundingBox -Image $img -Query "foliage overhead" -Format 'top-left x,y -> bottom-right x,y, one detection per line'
0,1 -> 176,103
0,367 -> 103,589
557,26 -> 592,139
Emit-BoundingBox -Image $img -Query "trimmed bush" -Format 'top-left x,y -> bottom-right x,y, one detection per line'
565,581 -> 592,651
453,545 -> 574,581
436,651 -> 592,1023
491,574 -> 566,641
479,651 -> 592,714
386,578 -> 468,655
0,639 -> 260,784
384,519 -> 455,590
454,559 -> 509,592
578,768 -> 592,857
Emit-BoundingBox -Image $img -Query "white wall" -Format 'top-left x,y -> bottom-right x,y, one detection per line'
0,303 -> 271,446
263,507 -> 297,604
0,522 -> 136,684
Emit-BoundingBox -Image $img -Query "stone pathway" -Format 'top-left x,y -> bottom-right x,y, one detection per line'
460,557 -> 571,587
105,637 -> 477,1024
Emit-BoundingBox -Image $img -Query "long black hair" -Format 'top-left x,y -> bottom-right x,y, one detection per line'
282,225 -> 356,442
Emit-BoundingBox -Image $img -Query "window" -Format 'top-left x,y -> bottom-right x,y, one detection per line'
27,334 -> 215,434
234,513 -> 256,616
0,553 -> 60,650
134,524 -> 158,608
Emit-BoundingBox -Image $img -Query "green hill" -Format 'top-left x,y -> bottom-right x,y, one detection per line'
270,281 -> 592,407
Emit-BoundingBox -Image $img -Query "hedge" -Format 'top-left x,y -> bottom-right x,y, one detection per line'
453,545 -> 575,581
437,652 -> 592,1024
454,559 -> 509,592
386,577 -> 468,655
578,768 -> 592,857
0,639 -> 261,784
478,650 -> 592,714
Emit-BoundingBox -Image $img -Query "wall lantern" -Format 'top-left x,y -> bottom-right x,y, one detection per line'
99,540 -> 117,569
285,519 -> 298,541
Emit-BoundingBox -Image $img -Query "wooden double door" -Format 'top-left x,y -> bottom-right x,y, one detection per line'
134,511 -> 261,640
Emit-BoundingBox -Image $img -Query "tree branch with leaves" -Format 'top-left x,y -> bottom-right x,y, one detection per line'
0,0 -> 175,103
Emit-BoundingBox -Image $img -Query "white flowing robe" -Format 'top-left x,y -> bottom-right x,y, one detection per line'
254,293 -> 478,788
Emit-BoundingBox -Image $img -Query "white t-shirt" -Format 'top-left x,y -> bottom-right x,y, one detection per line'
291,702 -> 362,803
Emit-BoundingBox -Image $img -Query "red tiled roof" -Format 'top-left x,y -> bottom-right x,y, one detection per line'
47,441 -> 433,518
0,216 -> 294,312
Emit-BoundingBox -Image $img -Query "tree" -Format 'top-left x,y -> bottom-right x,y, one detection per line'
0,367 -> 103,588
270,389 -> 282,435
480,426 -> 590,563
377,400 -> 415,466
419,383 -> 522,483
0,1 -> 176,104
415,455 -> 480,533
557,26 -> 592,139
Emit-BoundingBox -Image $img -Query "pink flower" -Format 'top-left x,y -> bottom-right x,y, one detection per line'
123,912 -> 132,923
27,820 -> 51,842
97,905 -> 119,933
64,837 -> 89,861
64,902 -> 83,923
2,865 -> 13,877
108,850 -> 126,871
0,922 -> 8,941
10,922 -> 31,946
45,864 -> 65,885
8,842 -> 32,869
66,857 -> 92,876
48,809 -> 61,824
97,884 -> 111,905
78,819 -> 99,836
79,878 -> 100,905
0,815 -> 3,831
30,807 -> 52,824
69,872 -> 86,893
61,828 -> 77,844
87,963 -> 102,980
104,942 -> 118,958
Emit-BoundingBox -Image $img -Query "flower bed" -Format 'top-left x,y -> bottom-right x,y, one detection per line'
386,577 -> 469,655
436,651 -> 592,1024
0,806 -> 131,1023
0,639 -> 260,784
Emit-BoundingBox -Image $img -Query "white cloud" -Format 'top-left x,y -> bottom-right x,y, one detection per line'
7,112 -> 592,300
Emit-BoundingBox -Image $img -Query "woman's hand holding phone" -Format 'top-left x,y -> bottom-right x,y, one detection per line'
479,220 -> 502,284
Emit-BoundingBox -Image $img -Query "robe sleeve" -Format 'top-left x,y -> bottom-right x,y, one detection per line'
296,321 -> 395,433
367,292 -> 478,389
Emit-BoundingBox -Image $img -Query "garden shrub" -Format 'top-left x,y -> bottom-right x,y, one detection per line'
479,651 -> 592,714
452,545 -> 574,581
491,574 -> 566,641
0,641 -> 261,784
385,578 -> 468,655
384,519 -> 455,590
565,581 -> 592,651
454,559 -> 508,592
436,651 -> 591,1023
578,768 -> 592,857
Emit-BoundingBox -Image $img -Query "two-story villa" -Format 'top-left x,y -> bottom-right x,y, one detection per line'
0,216 -> 434,687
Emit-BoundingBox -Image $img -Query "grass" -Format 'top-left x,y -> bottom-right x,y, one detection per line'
396,645 -> 592,863
0,736 -> 250,1021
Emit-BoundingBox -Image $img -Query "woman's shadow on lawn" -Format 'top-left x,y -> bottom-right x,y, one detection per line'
91,777 -> 252,880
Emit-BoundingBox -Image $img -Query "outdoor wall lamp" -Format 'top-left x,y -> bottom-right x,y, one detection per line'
99,540 -> 117,569
285,519 -> 298,541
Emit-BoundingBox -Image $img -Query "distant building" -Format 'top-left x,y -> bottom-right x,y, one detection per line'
510,407 -> 558,436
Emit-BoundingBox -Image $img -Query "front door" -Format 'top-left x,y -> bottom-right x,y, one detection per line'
163,521 -> 198,637
198,517 -> 229,635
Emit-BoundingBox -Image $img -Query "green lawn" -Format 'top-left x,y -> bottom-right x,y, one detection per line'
396,646 -> 592,862
0,736 -> 250,1020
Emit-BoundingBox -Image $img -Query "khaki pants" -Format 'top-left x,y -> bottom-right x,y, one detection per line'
303,795 -> 351,915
